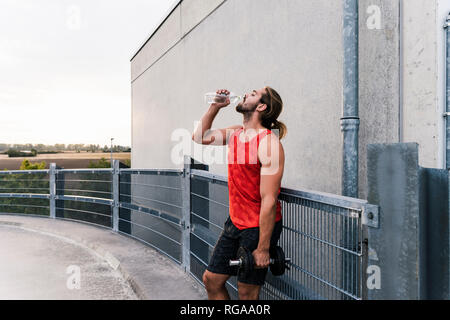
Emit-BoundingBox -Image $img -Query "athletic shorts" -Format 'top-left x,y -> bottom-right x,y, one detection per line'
206,216 -> 283,286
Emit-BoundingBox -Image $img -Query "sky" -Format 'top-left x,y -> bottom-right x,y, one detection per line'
0,0 -> 177,147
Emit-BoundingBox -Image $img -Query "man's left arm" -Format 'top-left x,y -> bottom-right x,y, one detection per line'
253,134 -> 285,268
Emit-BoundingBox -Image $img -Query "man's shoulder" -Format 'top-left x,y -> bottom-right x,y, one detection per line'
259,130 -> 281,145
258,131 -> 283,164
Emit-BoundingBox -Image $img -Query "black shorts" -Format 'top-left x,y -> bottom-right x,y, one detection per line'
206,216 -> 283,286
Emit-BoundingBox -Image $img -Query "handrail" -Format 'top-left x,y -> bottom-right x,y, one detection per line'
0,193 -> 50,199
0,169 -> 49,175
191,168 -> 368,213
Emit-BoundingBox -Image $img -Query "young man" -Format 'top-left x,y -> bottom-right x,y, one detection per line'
191,87 -> 286,300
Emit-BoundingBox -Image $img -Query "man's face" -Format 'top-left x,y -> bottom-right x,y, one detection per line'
236,88 -> 265,114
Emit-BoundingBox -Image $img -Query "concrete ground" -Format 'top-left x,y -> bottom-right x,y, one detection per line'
0,215 -> 207,300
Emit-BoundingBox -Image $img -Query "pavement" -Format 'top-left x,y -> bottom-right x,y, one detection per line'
0,215 -> 207,300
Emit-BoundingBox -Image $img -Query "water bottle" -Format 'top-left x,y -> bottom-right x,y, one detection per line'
205,92 -> 242,105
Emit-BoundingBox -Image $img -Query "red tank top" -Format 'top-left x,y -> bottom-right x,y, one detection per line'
227,127 -> 282,230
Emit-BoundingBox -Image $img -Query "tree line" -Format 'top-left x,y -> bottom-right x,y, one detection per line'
0,143 -> 131,155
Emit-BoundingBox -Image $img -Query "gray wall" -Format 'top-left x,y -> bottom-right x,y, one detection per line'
131,0 -> 443,199
402,0 -> 440,169
359,0 -> 401,201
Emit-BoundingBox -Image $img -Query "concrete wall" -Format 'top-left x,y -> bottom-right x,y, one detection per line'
131,0 -> 444,199
402,0 -> 440,169
367,142 -> 449,299
359,0 -> 401,200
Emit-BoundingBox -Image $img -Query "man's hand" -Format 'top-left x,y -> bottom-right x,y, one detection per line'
252,248 -> 270,269
211,89 -> 231,109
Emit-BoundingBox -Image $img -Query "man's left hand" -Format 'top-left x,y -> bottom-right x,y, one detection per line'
253,248 -> 270,269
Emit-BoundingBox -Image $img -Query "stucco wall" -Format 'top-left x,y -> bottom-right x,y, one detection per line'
402,0 -> 440,169
131,0 -> 443,199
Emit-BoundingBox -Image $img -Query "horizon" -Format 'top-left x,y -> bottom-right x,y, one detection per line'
0,142 -> 131,147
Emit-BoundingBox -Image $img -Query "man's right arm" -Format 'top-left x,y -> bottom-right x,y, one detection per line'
191,90 -> 242,146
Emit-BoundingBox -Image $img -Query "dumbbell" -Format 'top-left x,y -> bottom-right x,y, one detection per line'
229,245 -> 291,277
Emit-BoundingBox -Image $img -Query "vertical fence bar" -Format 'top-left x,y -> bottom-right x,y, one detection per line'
112,159 -> 119,232
49,163 -> 56,218
181,155 -> 192,273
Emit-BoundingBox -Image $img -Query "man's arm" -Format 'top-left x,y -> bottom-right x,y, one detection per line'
191,89 -> 241,145
191,105 -> 241,145
253,134 -> 285,268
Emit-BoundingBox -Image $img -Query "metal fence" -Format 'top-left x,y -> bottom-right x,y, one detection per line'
187,168 -> 376,300
0,158 -> 378,300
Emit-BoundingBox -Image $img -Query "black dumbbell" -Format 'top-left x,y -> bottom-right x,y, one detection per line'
229,245 -> 291,277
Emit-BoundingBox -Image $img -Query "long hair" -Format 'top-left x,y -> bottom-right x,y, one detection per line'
259,86 -> 287,140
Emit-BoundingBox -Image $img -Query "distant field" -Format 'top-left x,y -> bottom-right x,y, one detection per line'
0,152 -> 131,170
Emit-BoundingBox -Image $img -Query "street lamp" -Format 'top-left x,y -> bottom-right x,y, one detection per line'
110,138 -> 114,168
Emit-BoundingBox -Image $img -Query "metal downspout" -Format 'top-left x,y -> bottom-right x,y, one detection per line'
340,0 -> 360,299
341,0 -> 360,198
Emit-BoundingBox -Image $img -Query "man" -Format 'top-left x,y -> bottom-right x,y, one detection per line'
191,87 -> 286,300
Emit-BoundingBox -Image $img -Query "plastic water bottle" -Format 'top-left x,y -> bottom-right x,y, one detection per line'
204,92 -> 242,105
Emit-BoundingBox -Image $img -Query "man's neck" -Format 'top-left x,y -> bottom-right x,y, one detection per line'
242,119 -> 265,133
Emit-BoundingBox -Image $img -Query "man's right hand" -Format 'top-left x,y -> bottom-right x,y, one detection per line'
211,89 -> 231,109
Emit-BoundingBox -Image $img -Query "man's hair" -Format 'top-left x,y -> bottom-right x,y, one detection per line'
259,86 -> 287,140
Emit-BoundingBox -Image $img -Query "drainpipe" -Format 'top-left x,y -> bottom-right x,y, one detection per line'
341,0 -> 360,298
445,13 -> 450,169
341,0 -> 360,198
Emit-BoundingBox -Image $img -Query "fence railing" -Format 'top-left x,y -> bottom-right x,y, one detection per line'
0,157 -> 379,300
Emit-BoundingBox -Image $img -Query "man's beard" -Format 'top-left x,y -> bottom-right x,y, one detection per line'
236,102 -> 257,114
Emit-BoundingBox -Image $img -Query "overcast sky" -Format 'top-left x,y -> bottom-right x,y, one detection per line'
0,0 -> 177,147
